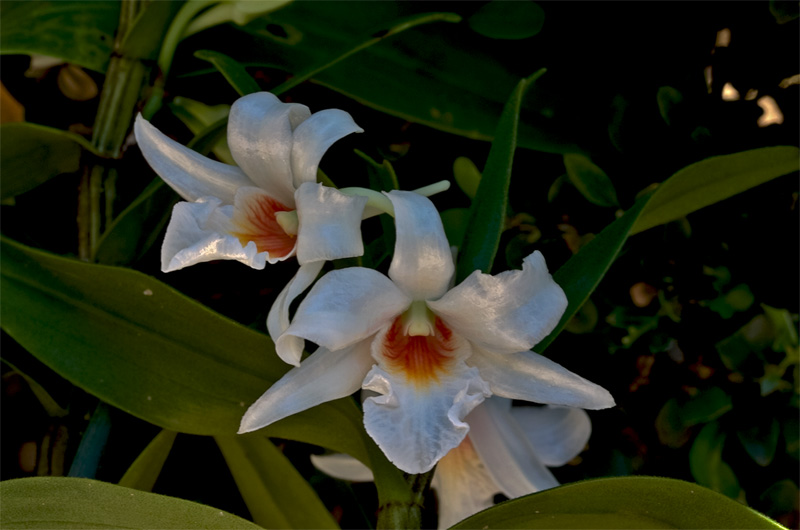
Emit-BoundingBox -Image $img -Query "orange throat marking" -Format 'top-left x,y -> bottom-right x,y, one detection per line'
230,192 -> 295,257
380,316 -> 457,387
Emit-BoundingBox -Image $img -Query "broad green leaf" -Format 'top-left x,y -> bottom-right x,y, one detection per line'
690,422 -> 743,499
538,146 -> 799,352
0,1 -> 118,73
94,179 -> 176,265
468,0 -> 545,40
216,434 -> 338,529
737,418 -> 780,467
195,49 -> 260,96
221,3 -> 578,153
268,11 -> 462,96
0,477 -> 262,529
0,236 -> 409,505
453,156 -> 481,199
118,430 -> 178,491
451,476 -> 781,529
120,1 -> 184,61
679,387 -> 733,426
563,153 -> 619,207
631,146 -> 800,234
0,123 -> 94,200
456,70 -> 545,283
3,236 -> 325,436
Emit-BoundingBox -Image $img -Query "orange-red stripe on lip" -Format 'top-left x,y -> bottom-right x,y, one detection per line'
380,316 -> 457,387
230,191 -> 296,258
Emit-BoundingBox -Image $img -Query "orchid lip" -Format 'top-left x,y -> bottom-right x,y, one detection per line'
379,310 -> 458,387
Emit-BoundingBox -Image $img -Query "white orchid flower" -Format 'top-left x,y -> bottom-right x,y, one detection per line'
312,398 -> 592,529
239,190 -> 614,474
133,91 -> 368,273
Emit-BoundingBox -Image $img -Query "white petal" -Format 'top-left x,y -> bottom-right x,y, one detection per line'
267,261 -> 325,366
160,198 -> 276,272
295,182 -> 367,265
431,438 -> 498,530
134,114 -> 253,203
290,108 -> 363,189
468,398 -> 559,500
227,92 -> 310,206
238,342 -> 374,434
429,251 -> 567,354
310,453 -> 374,482
362,358 -> 490,474
510,405 -> 591,467
276,268 -> 411,358
387,191 -> 454,301
468,347 -> 615,410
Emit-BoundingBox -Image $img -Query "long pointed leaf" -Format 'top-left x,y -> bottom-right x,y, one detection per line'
118,430 -> 178,491
216,434 -> 338,529
456,69 -> 545,283
451,476 -> 783,529
538,146 -> 799,352
0,477 -> 262,529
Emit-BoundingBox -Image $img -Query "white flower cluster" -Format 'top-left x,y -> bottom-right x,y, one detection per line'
135,91 -> 615,526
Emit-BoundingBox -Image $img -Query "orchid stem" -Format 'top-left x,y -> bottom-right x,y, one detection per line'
376,468 -> 436,530
341,180 -> 452,218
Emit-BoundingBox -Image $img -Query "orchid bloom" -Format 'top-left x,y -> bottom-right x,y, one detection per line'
239,190 -> 614,473
312,398 -> 592,529
133,91 -> 368,273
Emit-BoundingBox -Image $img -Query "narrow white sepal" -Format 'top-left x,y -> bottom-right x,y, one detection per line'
468,346 -> 616,410
134,114 -> 253,204
238,342 -> 374,434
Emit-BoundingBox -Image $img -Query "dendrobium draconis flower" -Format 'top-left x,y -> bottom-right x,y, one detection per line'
133,91 -> 368,273
239,191 -> 614,473
312,398 -> 592,529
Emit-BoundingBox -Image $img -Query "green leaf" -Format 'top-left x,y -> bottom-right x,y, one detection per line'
440,208 -> 470,249
655,398 -> 692,448
118,430 -> 178,491
0,1 -> 119,73
657,86 -> 684,126
680,387 -> 733,426
456,70 -> 545,283
227,3 -> 578,153
631,146 -> 800,235
269,11 -> 463,97
0,477 -> 262,529
119,1 -> 184,61
468,0 -> 545,40
737,418 -> 780,467
690,422 -> 743,499
0,236 -> 410,508
94,179 -> 177,265
563,153 -> 619,207
453,156 -> 481,199
0,123 -> 94,200
194,49 -> 260,96
216,434 -> 338,529
538,146 -> 800,352
451,476 -> 781,529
